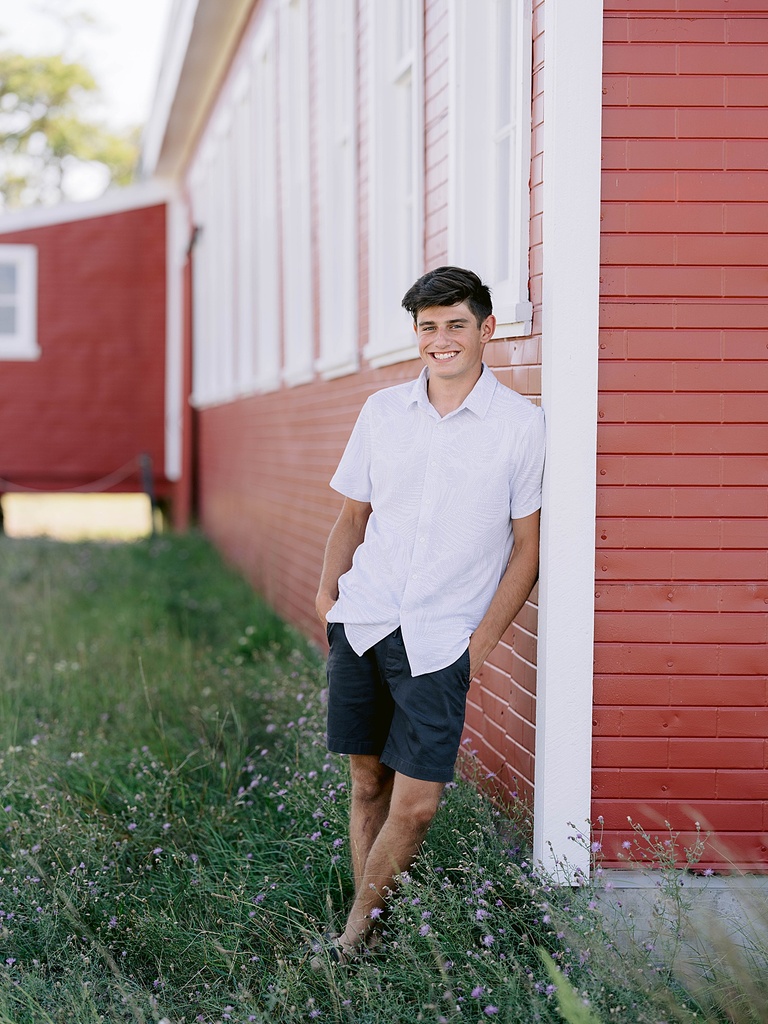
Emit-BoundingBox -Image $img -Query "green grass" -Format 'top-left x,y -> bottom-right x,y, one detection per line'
0,533 -> 764,1023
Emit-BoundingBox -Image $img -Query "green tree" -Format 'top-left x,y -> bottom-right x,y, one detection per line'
0,49 -> 139,210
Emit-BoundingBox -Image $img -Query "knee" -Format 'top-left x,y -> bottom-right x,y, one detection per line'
351,759 -> 394,805
389,793 -> 440,834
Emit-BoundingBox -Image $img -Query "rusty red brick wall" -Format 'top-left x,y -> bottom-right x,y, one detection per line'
594,3 -> 768,869
0,205 -> 168,497
194,0 -> 543,806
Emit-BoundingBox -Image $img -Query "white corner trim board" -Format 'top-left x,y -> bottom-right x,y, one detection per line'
535,0 -> 604,880
164,193 -> 187,483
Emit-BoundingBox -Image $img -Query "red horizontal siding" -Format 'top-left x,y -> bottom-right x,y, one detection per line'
597,4 -> 768,870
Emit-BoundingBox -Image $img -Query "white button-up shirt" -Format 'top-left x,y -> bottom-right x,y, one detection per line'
327,364 -> 546,676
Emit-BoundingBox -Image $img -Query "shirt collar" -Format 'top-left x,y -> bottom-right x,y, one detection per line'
408,363 -> 497,419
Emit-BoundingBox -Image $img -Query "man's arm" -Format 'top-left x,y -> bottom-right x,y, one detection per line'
467,509 -> 541,678
315,497 -> 373,623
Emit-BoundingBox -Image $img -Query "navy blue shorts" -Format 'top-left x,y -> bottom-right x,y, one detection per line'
325,623 -> 472,783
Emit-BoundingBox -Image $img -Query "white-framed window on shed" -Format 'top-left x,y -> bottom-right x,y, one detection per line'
315,0 -> 358,380
0,244 -> 39,361
448,0 -> 533,338
365,0 -> 424,367
278,0 -> 313,387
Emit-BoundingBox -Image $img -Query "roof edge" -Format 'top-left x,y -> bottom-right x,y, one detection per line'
0,181 -> 174,235
140,0 -> 201,180
140,0 -> 255,181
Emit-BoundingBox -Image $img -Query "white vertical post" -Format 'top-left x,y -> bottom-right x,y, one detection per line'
164,192 -> 186,483
535,0 -> 604,878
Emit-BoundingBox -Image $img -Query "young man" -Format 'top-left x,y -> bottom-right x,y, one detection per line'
314,266 -> 545,963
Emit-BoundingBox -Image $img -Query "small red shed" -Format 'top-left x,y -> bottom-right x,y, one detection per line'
0,185 -> 172,504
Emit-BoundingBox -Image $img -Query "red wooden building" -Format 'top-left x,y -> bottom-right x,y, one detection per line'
2,0 -> 765,876
0,186 -> 172,502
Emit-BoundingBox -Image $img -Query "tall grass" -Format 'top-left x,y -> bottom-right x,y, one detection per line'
0,534 -> 764,1023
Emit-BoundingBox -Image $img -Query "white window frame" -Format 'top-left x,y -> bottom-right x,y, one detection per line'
213,108 -> 237,402
448,0 -> 533,338
189,147 -> 215,407
188,13 -> 281,407
251,21 -> 281,393
278,0 -> 313,387
191,109 -> 238,408
315,0 -> 359,380
0,245 -> 39,361
189,126 -> 234,409
233,65 -> 257,395
365,0 -> 424,367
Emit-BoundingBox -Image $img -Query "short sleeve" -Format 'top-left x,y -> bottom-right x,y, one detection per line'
509,405 -> 546,519
329,399 -> 373,502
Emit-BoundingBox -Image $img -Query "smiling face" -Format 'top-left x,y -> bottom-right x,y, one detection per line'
414,301 -> 496,388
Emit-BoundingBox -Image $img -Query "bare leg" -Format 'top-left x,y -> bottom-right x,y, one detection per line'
339,772 -> 444,953
348,754 -> 395,891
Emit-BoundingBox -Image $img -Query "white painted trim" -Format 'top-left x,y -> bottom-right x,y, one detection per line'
447,0 -> 533,332
365,0 -> 425,365
0,244 -> 38,361
251,20 -> 281,394
164,193 -> 187,482
142,0 -> 259,181
314,0 -> 359,382
534,0 -> 603,879
234,73 -> 256,395
0,182 -> 172,235
189,159 -> 214,407
366,335 -> 419,370
278,0 -> 314,388
215,120 -> 237,401
140,0 -> 199,179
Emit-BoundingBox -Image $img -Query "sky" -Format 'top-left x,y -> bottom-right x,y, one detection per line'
0,0 -> 175,130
